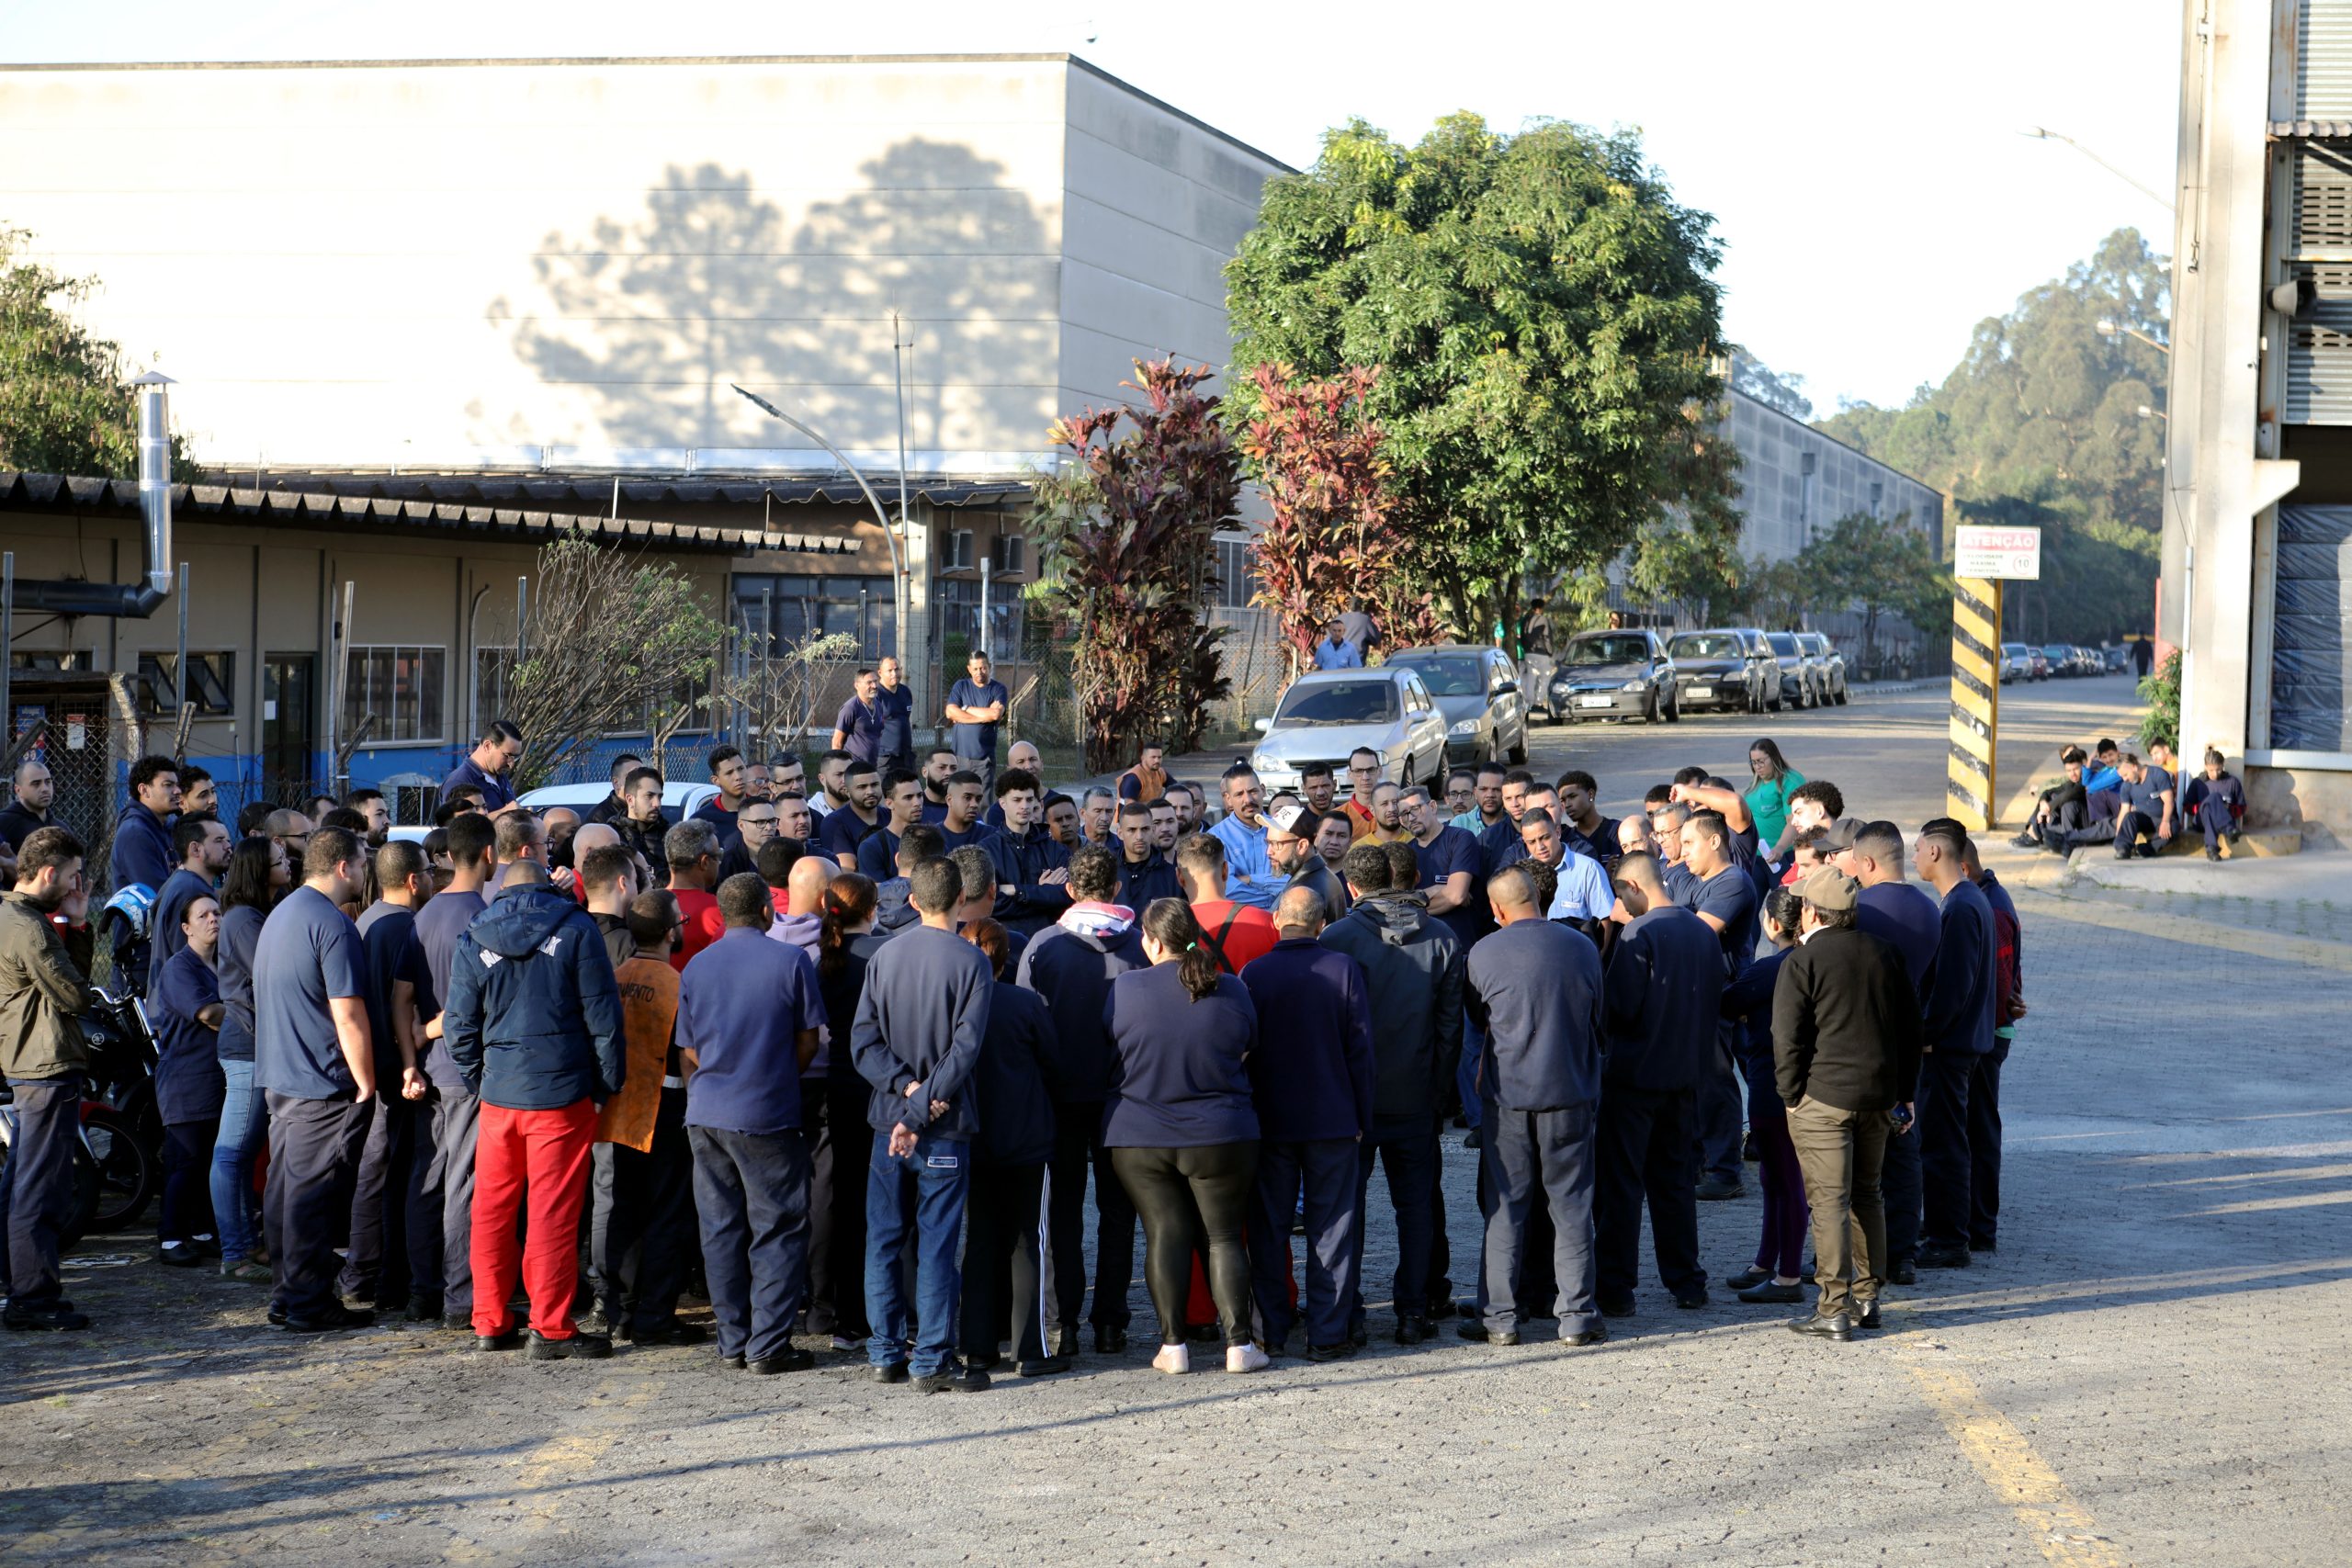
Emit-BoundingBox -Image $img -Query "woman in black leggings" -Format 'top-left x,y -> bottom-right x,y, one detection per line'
1103,898 -> 1266,1374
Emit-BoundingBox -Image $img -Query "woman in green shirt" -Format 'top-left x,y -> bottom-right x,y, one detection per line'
1744,739 -> 1806,855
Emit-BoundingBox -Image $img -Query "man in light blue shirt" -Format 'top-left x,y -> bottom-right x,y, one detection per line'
1206,765 -> 1283,910
1313,618 -> 1363,671
1518,810 -> 1615,921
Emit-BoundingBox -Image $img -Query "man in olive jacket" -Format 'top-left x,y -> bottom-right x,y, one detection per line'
1771,866 -> 1922,1342
0,827 -> 96,1331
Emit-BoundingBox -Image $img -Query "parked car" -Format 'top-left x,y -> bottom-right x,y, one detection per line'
1999,642 -> 2035,683
2046,643 -> 2088,677
1666,627 -> 1776,714
2103,643 -> 2132,672
1765,631 -> 1826,708
1795,632 -> 1849,705
1548,628 -> 1679,724
1250,666 -> 1451,796
1385,644 -> 1528,765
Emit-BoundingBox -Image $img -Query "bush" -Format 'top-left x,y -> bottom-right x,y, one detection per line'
2136,649 -> 2179,751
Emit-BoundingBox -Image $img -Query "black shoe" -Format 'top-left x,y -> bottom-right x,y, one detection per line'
267,1304 -> 288,1326
1737,1281 -> 1803,1304
1050,1328 -> 1080,1359
1971,1238 -> 1997,1255
528,1330 -> 613,1360
1015,1357 -> 1067,1377
1350,1322 -> 1370,1348
2206,848 -> 2221,862
1457,1321 -> 1516,1346
749,1348 -> 815,1374
1428,1297 -> 1462,1320
442,1311 -> 475,1333
471,1329 -> 524,1352
1564,1327 -> 1607,1348
282,1303 -> 376,1333
632,1321 -> 710,1347
969,1351 -> 1002,1372
404,1293 -> 442,1324
1788,1311 -> 1852,1342
4,1304 -> 92,1332
1093,1325 -> 1127,1355
720,1353 -> 747,1371
1598,1294 -> 1636,1319
1672,1287 -> 1710,1310
1463,1129 -> 1482,1150
1917,1244 -> 1973,1269
1853,1301 -> 1883,1332
869,1361 -> 910,1384
194,1235 -> 223,1260
1395,1316 -> 1430,1346
156,1243 -> 203,1268
575,1304 -> 618,1337
1890,1260 -> 1918,1286
912,1362 -> 990,1393
1724,1267 -> 1772,1292
1694,1176 -> 1744,1201
1306,1341 -> 1357,1363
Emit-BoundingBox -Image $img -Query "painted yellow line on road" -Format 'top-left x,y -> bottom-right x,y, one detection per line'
515,1378 -> 664,1523
1899,1351 -> 2127,1567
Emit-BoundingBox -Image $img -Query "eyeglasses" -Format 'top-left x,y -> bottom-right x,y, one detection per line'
1349,764 -> 1376,776
740,816 -> 778,829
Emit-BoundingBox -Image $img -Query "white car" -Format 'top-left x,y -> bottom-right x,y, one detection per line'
1250,666 -> 1452,795
383,777 -> 718,842
1998,643 -> 2035,684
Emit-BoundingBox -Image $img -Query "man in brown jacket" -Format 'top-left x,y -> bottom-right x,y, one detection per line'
1771,865 -> 1922,1343
1,827 -> 97,1331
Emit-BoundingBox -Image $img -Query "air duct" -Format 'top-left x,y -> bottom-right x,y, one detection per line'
12,371 -> 176,617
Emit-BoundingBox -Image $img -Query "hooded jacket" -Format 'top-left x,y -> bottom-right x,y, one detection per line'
108,801 -> 174,897
873,877 -> 919,932
1014,900 -> 1148,1103
0,890 -> 93,1079
1317,892 -> 1464,1120
444,883 -> 625,1111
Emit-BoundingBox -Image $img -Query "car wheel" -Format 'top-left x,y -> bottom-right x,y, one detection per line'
1643,689 -> 1658,724
1769,688 -> 1783,713
1507,725 -> 1527,765
1665,689 -> 1681,723
1835,683 -> 1849,706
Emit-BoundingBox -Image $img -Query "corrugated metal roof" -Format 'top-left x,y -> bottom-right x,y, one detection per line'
212,470 -> 1034,512
0,471 -> 856,556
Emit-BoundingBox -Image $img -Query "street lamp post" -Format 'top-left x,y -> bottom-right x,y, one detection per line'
2096,318 -> 2172,355
2019,127 -> 2176,216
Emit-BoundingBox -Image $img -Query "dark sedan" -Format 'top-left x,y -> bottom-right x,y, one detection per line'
1667,628 -> 1771,713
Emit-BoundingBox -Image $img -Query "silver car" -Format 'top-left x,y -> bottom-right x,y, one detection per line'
1385,644 -> 1528,766
1549,628 -> 1679,723
1796,632 -> 1849,705
1250,666 -> 1452,795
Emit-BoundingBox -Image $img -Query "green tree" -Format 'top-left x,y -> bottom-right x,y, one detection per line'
1795,511 -> 1952,671
1817,228 -> 2166,642
0,227 -> 195,479
1226,114 -> 1734,649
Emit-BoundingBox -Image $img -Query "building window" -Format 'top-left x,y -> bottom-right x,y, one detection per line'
342,645 -> 447,745
133,651 -> 236,716
1215,538 -> 1261,610
734,575 -> 896,661
935,576 -> 1020,662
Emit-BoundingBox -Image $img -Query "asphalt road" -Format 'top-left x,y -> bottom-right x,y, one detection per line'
18,671 -> 2347,1567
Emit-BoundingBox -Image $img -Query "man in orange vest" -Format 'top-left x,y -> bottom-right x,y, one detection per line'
1115,741 -> 1170,807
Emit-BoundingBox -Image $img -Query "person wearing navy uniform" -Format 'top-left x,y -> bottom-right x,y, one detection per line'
956,916 -> 1063,1377
108,753 -> 181,897
1462,864 -> 1607,1348
1961,838 -> 2021,1257
1719,887 -> 1808,1303
1112,801 -> 1181,909
1835,819 -> 1937,1283
1318,840 -> 1462,1344
1015,845 -> 1148,1358
413,810 -> 495,1331
151,896 -> 226,1268
678,873 -> 826,1373
147,813 -> 229,996
1594,852 -> 1724,1317
440,720 -> 523,814
1240,886 -> 1375,1360
2182,748 -> 2248,861
851,856 -> 996,1392
252,827 -> 379,1333
1672,809 -> 1758,1204
1912,823 -> 1999,1270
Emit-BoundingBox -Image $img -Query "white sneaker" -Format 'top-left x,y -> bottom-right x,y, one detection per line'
1226,1342 -> 1270,1374
1151,1342 -> 1191,1375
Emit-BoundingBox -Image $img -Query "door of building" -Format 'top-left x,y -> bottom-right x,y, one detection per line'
262,654 -> 315,791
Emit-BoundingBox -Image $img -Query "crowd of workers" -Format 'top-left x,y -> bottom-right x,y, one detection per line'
0,653 -> 2028,1383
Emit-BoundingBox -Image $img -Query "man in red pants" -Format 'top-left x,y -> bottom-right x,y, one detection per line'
444,859 -> 626,1359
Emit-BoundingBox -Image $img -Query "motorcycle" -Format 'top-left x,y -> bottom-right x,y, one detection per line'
0,983 -> 163,1247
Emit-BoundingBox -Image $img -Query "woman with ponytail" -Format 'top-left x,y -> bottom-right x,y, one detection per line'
1102,897 -> 1265,1374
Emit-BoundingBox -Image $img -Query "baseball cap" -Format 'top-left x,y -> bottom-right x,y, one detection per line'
1814,817 -> 1864,853
1795,865 -> 1860,911
1268,804 -> 1312,840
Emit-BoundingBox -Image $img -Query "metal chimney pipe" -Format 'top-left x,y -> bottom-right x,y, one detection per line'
9,371 -> 176,617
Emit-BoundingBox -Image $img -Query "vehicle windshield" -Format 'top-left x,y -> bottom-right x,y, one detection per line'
1274,679 -> 1398,727
2003,643 -> 2031,657
1565,636 -> 1650,667
1669,633 -> 1740,661
1767,633 -> 1800,657
1390,656 -> 1485,696
2042,645 -> 2069,658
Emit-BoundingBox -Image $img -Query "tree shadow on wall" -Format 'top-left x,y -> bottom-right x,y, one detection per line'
483,141 -> 1056,453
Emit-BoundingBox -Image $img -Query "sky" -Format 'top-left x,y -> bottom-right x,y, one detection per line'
0,0 -> 2183,415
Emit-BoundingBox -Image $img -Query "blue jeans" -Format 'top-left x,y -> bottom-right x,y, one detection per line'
209,1059 -> 266,1262
864,1131 -> 971,1377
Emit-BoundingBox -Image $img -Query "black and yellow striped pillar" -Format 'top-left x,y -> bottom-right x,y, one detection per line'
1947,577 -> 2003,830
